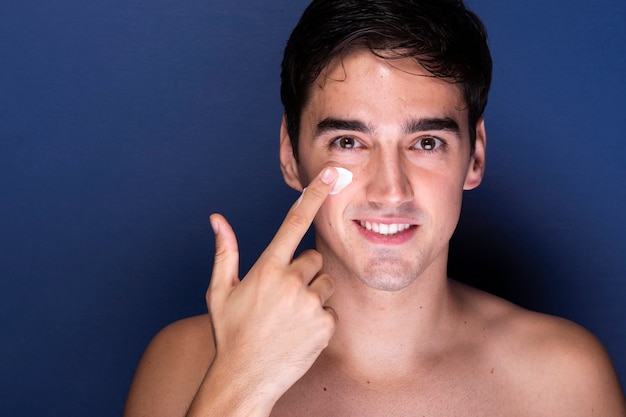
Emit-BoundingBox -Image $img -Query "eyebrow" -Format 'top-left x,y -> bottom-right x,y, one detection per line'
315,118 -> 372,138
314,116 -> 462,139
403,117 -> 461,138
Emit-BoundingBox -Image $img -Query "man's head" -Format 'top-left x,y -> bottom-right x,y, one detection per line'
281,0 -> 492,160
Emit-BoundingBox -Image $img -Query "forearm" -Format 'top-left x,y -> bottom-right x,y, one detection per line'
185,360 -> 279,417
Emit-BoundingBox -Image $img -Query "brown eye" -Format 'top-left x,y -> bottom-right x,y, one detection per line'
339,137 -> 355,148
416,137 -> 442,151
332,136 -> 361,149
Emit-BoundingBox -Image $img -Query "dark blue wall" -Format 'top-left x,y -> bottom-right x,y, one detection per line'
1,0 -> 624,415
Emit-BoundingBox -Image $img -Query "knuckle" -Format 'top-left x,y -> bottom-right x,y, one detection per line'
305,184 -> 326,200
286,211 -> 311,230
304,287 -> 324,308
256,254 -> 277,273
213,245 -> 232,264
320,310 -> 336,337
323,314 -> 335,331
254,255 -> 283,283
313,274 -> 334,297
316,272 -> 333,285
294,250 -> 323,274
301,249 -> 323,266
282,272 -> 305,295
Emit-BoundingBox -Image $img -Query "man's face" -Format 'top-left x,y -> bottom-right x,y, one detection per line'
280,50 -> 486,292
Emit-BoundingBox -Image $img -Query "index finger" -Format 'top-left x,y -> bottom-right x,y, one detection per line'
266,167 -> 339,262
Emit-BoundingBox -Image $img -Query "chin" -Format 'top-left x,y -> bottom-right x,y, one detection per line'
354,259 -> 420,292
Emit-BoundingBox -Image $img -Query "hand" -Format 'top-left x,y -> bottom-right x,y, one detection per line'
206,167 -> 340,406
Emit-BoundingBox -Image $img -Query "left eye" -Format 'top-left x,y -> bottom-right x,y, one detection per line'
414,137 -> 443,151
332,136 -> 363,149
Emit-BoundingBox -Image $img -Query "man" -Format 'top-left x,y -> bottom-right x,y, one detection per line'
124,1 -> 625,415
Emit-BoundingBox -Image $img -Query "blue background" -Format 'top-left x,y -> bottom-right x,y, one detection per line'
1,0 -> 624,415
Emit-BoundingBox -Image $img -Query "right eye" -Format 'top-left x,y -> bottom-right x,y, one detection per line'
331,136 -> 363,150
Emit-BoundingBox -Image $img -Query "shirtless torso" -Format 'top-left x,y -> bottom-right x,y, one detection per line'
125,281 -> 624,417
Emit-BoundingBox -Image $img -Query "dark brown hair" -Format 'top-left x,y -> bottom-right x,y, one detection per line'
281,0 -> 492,159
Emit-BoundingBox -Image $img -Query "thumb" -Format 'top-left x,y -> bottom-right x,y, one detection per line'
208,213 -> 240,293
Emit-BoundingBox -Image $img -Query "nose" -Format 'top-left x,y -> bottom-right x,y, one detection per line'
365,149 -> 413,207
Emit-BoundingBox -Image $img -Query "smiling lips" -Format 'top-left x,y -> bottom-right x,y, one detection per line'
358,220 -> 414,236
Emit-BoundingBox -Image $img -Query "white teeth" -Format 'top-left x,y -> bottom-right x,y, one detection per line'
359,221 -> 411,236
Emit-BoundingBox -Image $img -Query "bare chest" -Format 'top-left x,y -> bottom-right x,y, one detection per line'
270,365 -> 523,417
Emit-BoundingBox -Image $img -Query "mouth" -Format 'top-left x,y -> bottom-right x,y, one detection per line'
357,220 -> 415,237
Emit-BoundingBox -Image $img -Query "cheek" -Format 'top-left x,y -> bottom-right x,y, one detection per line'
314,197 -> 339,224
313,193 -> 351,235
431,179 -> 465,230
419,169 -> 465,212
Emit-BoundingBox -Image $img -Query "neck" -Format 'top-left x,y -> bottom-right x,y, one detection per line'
321,265 -> 461,381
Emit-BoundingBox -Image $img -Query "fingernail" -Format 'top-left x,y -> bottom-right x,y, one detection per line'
329,167 -> 353,195
320,167 -> 337,184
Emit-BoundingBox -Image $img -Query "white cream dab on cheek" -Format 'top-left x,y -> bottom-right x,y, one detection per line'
329,167 -> 353,195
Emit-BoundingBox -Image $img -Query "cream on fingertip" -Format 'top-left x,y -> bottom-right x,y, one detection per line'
329,167 -> 353,195
295,187 -> 307,207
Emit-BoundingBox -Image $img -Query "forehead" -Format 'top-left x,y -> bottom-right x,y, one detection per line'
304,50 -> 467,125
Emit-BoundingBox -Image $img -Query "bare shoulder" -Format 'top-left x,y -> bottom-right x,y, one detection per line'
454,281 -> 625,416
123,314 -> 215,417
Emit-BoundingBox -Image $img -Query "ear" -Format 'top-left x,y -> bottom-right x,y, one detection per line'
463,117 -> 487,190
279,116 -> 304,191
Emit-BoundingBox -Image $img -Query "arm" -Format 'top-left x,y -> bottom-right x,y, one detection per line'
124,167 -> 342,417
123,316 -> 216,417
